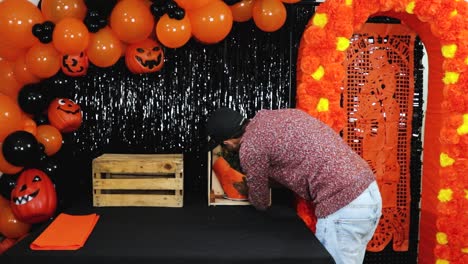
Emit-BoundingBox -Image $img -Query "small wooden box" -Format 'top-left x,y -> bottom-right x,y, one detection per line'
92,154 -> 183,207
208,145 -> 271,206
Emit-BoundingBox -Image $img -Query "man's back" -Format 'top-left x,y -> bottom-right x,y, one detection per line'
240,108 -> 376,217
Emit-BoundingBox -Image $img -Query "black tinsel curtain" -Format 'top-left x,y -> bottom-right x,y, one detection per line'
50,4 -> 316,204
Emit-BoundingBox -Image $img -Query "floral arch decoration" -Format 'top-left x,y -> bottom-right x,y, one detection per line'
296,0 -> 467,264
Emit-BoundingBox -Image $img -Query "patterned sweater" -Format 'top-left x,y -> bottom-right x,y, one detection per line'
239,109 -> 376,218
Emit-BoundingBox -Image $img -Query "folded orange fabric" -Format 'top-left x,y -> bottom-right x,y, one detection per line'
30,213 -> 100,250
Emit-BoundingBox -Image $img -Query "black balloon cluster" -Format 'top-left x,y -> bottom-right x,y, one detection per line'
32,21 -> 55,44
151,0 -> 185,20
84,10 -> 108,33
83,0 -> 118,33
0,82 -> 65,201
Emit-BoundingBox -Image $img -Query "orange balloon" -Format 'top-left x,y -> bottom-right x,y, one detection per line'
0,142 -> 23,174
109,0 -> 154,43
0,201 -> 31,239
36,125 -> 62,156
41,0 -> 87,23
0,41 -> 27,62
188,0 -> 233,44
13,53 -> 41,85
21,115 -> 37,137
230,0 -> 254,22
25,43 -> 61,78
0,60 -> 22,101
0,0 -> 43,49
156,14 -> 192,49
87,27 -> 123,68
0,93 -> 22,143
252,0 -> 286,32
53,17 -> 90,54
175,0 -> 215,10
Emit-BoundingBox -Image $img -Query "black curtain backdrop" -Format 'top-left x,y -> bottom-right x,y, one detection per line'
48,3 -> 316,206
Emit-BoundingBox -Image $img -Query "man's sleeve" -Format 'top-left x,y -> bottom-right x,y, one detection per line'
241,143 -> 270,210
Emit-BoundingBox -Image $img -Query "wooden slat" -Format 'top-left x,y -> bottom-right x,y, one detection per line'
93,194 -> 183,207
93,161 -> 182,174
93,154 -> 183,174
93,178 -> 183,190
95,154 -> 183,160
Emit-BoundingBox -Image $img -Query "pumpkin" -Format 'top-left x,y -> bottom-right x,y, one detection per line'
212,156 -> 248,200
10,169 -> 57,224
125,38 -> 164,74
61,52 -> 89,77
47,98 -> 82,133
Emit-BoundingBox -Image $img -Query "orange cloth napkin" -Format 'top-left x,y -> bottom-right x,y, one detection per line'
30,213 -> 100,250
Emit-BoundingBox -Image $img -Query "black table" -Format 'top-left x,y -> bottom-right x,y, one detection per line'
2,200 -> 334,264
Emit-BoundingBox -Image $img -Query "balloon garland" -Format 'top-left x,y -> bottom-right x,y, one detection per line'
0,0 -> 302,251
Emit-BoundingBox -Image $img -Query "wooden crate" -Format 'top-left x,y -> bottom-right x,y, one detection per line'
208,145 -> 271,206
93,154 -> 183,207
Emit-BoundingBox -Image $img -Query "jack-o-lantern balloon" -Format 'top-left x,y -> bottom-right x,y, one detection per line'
61,52 -> 89,77
10,169 -> 57,224
125,38 -> 164,74
47,98 -> 82,133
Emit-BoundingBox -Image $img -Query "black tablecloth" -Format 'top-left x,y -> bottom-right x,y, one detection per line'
2,200 -> 334,264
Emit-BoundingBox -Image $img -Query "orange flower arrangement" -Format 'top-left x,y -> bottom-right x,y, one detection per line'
296,0 -> 467,263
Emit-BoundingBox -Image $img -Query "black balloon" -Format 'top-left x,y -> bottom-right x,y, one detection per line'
43,21 -> 55,32
18,83 -> 49,114
32,23 -> 43,38
2,131 -> 41,167
166,0 -> 178,11
171,8 -> 185,20
0,173 -> 19,200
150,4 -> 166,18
84,0 -> 117,18
40,35 -> 53,44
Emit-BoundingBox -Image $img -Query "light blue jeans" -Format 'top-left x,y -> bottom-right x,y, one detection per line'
315,181 -> 382,264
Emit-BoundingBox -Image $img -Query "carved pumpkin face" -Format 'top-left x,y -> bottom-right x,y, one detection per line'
61,52 -> 89,77
10,169 -> 57,224
125,38 -> 164,74
47,98 -> 82,133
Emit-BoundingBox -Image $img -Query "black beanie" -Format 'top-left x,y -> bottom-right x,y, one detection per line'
205,107 -> 246,151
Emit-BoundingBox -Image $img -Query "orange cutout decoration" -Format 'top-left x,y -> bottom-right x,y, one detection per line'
343,23 -> 415,252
